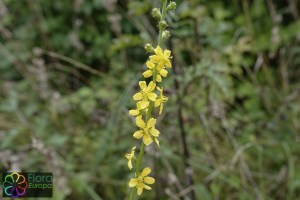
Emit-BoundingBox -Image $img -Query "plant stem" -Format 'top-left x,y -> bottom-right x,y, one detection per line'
128,1 -> 168,200
158,0 -> 167,46
136,143 -> 145,173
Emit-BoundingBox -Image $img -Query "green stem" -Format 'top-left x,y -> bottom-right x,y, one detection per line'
128,1 -> 168,200
158,1 -> 168,46
136,143 -> 145,176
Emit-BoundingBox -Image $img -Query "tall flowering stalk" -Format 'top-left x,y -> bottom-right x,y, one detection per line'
125,0 -> 176,199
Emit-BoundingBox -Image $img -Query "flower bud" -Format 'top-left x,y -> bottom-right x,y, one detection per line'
152,8 -> 161,20
162,30 -> 171,39
167,2 -> 176,11
144,43 -> 154,52
159,21 -> 168,30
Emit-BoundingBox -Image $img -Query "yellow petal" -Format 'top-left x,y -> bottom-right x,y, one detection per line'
131,146 -> 136,154
156,75 -> 162,82
149,55 -> 160,63
160,69 -> 168,77
147,93 -> 157,101
154,46 -> 163,56
129,109 -> 139,116
133,130 -> 144,139
137,184 -> 144,195
147,118 -> 156,128
146,61 -> 155,69
143,70 -> 152,78
144,185 -> 152,190
136,117 -> 146,128
165,59 -> 172,68
155,100 -> 161,107
164,49 -> 171,57
141,167 -> 151,177
146,81 -> 156,92
157,60 -> 164,69
139,81 -> 147,90
138,101 -> 149,110
144,177 -> 155,184
159,104 -> 164,115
129,178 -> 138,187
133,92 -> 143,101
154,138 -> 160,146
156,86 -> 162,92
143,133 -> 153,145
150,128 -> 159,137
128,160 -> 133,170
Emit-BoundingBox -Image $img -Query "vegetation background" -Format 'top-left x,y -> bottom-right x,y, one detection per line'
0,0 -> 300,199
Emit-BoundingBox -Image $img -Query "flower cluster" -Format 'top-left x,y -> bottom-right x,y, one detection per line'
129,46 -> 171,147
125,0 -> 176,198
129,167 -> 155,195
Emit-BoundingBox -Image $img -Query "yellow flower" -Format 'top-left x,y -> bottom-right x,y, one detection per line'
143,61 -> 168,82
154,87 -> 168,115
150,46 -> 172,69
125,146 -> 136,170
133,81 -> 157,102
133,117 -> 160,145
129,167 -> 155,195
129,101 -> 149,117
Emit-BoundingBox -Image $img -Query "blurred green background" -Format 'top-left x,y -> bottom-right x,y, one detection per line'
0,0 -> 300,199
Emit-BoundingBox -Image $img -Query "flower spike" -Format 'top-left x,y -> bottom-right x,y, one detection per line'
126,0 -> 174,198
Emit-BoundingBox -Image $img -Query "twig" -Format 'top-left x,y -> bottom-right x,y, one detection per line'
40,49 -> 106,77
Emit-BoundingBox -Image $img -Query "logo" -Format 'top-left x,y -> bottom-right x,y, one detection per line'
2,172 -> 28,198
2,173 -> 53,198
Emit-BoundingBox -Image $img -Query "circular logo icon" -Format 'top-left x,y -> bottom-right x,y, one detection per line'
3,172 -> 28,198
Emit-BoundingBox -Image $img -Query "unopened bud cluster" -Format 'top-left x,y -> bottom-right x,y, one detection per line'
152,8 -> 161,20
152,0 -> 177,22
167,2 -> 176,11
145,43 -> 154,52
162,30 -> 170,39
152,1 -> 176,34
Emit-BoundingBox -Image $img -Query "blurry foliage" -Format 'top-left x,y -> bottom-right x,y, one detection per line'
0,0 -> 300,199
